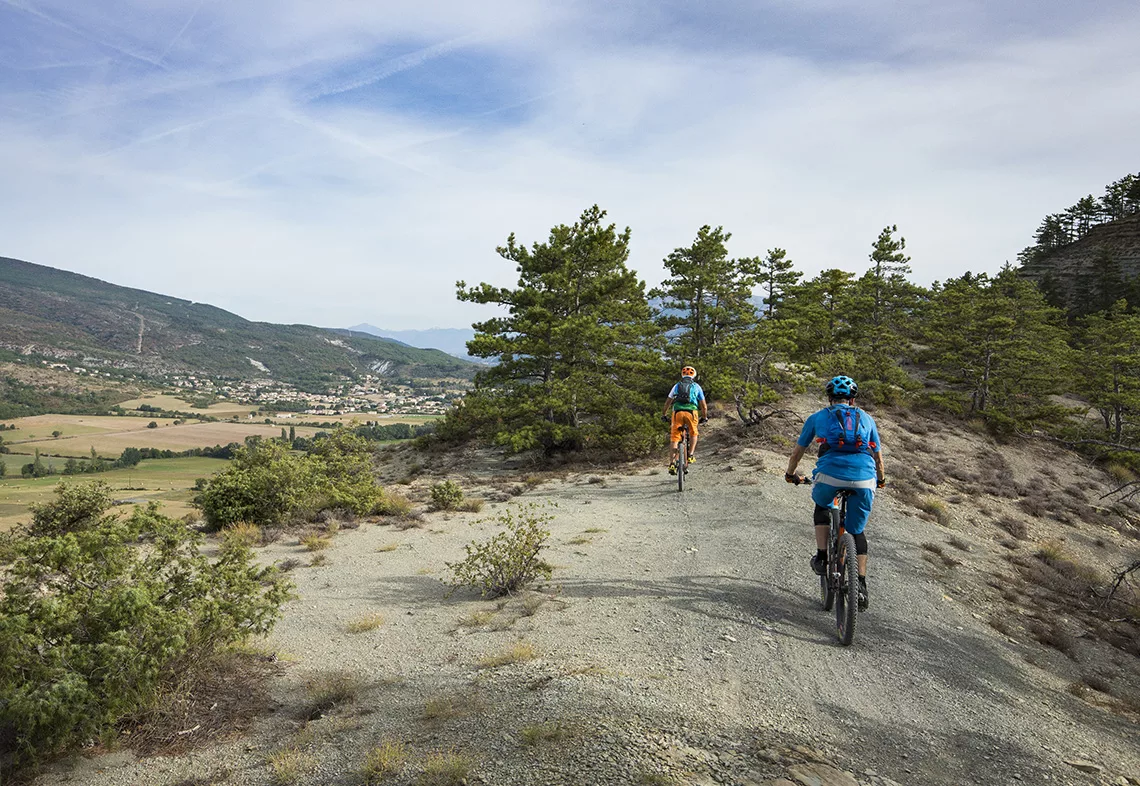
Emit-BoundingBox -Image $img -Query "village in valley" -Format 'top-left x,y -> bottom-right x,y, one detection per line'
31,357 -> 466,418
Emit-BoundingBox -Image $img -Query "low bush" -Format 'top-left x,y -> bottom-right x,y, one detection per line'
195,434 -> 386,529
430,481 -> 464,511
446,504 -> 554,597
0,487 -> 292,773
996,515 -> 1029,540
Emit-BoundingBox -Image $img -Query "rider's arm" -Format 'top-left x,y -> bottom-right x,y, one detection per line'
786,443 -> 807,476
874,451 -> 885,482
699,399 -> 708,419
662,397 -> 674,418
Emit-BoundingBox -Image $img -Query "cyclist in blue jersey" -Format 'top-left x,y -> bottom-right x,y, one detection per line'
784,375 -> 886,610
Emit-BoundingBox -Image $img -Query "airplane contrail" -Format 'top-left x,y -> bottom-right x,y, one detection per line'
0,0 -> 165,68
301,35 -> 475,102
157,0 -> 204,65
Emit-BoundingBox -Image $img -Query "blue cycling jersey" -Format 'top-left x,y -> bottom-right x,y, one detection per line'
797,406 -> 881,482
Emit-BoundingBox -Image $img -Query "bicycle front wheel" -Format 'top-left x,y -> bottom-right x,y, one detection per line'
835,532 -> 858,646
821,508 -> 839,611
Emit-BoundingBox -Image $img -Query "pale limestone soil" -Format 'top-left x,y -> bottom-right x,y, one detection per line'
32,417 -> 1140,786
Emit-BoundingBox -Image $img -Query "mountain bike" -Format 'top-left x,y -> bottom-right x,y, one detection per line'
820,488 -> 860,646
676,421 -> 690,492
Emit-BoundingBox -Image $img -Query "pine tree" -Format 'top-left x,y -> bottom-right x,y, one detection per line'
782,268 -> 856,367
846,225 -> 924,399
648,226 -> 761,392
922,266 -> 1072,430
717,318 -> 799,425
454,206 -> 665,456
1076,303 -> 1140,443
757,248 -> 801,318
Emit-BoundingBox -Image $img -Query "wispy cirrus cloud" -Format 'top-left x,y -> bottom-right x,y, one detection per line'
1,0 -> 1138,329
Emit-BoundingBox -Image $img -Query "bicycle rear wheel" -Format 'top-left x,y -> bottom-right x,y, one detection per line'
835,532 -> 858,646
677,434 -> 687,492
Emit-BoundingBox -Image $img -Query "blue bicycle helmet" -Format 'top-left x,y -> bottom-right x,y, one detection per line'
826,375 -> 858,399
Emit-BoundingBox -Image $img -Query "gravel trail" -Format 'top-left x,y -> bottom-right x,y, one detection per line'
36,432 -> 1140,786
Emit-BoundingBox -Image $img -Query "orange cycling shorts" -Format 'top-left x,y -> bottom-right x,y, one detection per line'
670,410 -> 698,445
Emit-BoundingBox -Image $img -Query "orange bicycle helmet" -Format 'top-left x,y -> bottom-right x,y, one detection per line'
681,366 -> 696,378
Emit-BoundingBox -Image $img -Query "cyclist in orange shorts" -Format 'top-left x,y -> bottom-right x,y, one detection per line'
662,365 -> 708,475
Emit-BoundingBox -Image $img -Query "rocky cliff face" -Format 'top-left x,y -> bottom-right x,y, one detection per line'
1019,213 -> 1140,308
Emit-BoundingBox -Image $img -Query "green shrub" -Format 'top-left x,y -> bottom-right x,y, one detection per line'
24,480 -> 114,537
195,434 -> 385,529
0,488 -> 292,772
446,504 -> 553,597
195,441 -> 317,529
430,481 -> 464,511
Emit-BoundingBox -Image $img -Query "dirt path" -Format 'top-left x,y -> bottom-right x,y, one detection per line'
36,430 -> 1140,786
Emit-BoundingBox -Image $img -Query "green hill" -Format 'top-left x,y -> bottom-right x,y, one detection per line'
0,256 -> 474,387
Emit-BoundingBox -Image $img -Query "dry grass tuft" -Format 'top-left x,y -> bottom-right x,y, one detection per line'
1029,621 -> 1078,659
996,516 -> 1029,540
300,532 -> 331,551
422,693 -> 483,722
947,536 -> 971,552
346,613 -> 385,633
566,536 -> 593,545
918,497 -> 952,525
458,498 -> 485,513
477,641 -> 537,669
267,748 -> 318,785
222,521 -> 262,548
361,740 -> 408,784
376,542 -> 400,552
301,670 -> 365,720
376,491 -> 414,517
520,721 -> 569,746
417,751 -> 475,786
308,554 -> 329,567
457,610 -> 495,628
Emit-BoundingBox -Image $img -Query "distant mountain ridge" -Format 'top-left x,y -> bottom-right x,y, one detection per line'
347,324 -> 486,363
0,257 -> 474,386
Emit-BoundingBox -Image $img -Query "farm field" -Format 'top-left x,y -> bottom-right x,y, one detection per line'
0,457 -> 228,531
0,414 -> 183,443
6,421 -> 322,459
117,394 -> 255,419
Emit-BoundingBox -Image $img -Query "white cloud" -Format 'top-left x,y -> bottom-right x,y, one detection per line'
1,1 -> 1139,328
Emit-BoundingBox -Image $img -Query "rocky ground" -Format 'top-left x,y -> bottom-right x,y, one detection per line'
31,402 -> 1140,786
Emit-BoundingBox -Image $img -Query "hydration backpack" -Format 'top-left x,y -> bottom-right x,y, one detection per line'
817,405 -> 875,455
674,378 -> 695,405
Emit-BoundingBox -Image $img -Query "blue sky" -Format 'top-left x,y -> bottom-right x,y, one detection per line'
2,0 -> 1139,329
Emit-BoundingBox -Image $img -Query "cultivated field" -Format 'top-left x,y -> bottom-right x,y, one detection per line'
118,394 -> 256,419
0,457 -> 227,531
0,414 -> 183,443
3,418 -> 321,459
